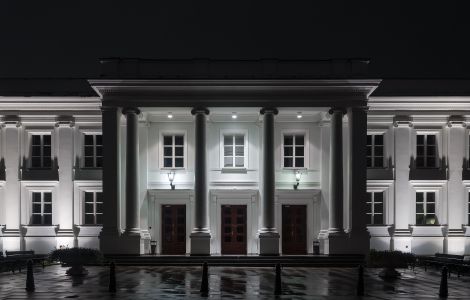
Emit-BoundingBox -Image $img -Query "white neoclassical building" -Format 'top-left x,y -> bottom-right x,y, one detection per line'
1,60 -> 470,256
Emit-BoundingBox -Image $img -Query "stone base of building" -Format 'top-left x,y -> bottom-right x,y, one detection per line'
190,232 -> 211,255
348,230 -> 371,255
119,233 -> 145,255
258,231 -> 280,255
319,233 -> 349,255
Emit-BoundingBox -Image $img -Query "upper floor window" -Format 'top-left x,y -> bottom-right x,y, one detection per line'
31,191 -> 52,225
84,134 -> 103,168
223,134 -> 245,168
366,191 -> 384,225
163,134 -> 185,168
416,191 -> 436,225
283,134 -> 305,168
416,134 -> 437,168
84,191 -> 103,225
31,134 -> 52,168
366,134 -> 384,168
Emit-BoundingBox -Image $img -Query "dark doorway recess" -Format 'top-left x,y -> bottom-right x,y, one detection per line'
161,205 -> 186,255
282,205 -> 307,255
221,205 -> 247,255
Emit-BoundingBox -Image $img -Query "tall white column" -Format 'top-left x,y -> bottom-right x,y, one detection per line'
120,107 -> 143,254
56,119 -> 75,248
348,106 -> 370,254
259,107 -> 280,255
190,108 -> 211,255
99,107 -> 122,254
321,107 -> 348,254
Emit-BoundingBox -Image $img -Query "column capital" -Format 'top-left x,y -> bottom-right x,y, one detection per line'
260,107 -> 278,115
191,107 -> 210,115
328,107 -> 347,115
122,107 -> 141,115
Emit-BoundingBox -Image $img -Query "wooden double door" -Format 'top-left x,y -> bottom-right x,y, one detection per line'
221,205 -> 247,255
161,205 -> 186,255
282,205 -> 307,255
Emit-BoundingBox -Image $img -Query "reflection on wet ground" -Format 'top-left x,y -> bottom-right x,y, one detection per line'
1,265 -> 470,299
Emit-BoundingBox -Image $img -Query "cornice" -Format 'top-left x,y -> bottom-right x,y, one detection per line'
369,96 -> 470,112
0,96 -> 101,111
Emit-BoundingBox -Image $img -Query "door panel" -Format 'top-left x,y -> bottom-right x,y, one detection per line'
282,205 -> 307,255
161,205 -> 186,255
221,205 -> 247,255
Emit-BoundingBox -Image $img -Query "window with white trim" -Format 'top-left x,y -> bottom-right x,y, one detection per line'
31,134 -> 52,168
31,191 -> 52,225
83,134 -> 103,168
416,134 -> 437,168
366,134 -> 384,168
223,134 -> 245,168
366,191 -> 384,225
468,192 -> 470,225
416,191 -> 436,225
163,134 -> 185,168
283,134 -> 305,168
84,191 -> 103,225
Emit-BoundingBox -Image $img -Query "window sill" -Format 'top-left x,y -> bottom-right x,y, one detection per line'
282,167 -> 307,171
221,168 -> 247,174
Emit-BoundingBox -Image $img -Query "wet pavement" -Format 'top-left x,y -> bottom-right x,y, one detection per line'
1,265 -> 470,299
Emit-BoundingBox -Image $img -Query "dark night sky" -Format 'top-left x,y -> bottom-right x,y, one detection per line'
0,1 -> 469,79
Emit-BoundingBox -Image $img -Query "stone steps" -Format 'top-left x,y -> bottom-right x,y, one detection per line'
104,255 -> 365,267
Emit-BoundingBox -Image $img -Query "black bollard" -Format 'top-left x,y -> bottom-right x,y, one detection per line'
109,261 -> 116,293
25,260 -> 35,292
274,263 -> 282,296
357,265 -> 364,296
439,266 -> 448,298
200,262 -> 209,297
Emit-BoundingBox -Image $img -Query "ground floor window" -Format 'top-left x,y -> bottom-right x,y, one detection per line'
366,191 -> 384,225
31,191 -> 52,225
84,191 -> 103,225
416,191 -> 436,225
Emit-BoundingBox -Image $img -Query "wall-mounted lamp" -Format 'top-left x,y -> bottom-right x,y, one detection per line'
231,112 -> 238,119
168,171 -> 175,190
167,112 -> 173,119
297,112 -> 303,119
294,170 -> 302,190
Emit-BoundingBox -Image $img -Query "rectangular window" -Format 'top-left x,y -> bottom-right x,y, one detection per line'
366,134 -> 384,168
84,191 -> 103,225
163,134 -> 185,168
468,192 -> 470,225
31,191 -> 52,225
416,134 -> 437,168
366,191 -> 384,225
83,134 -> 103,168
31,134 -> 52,168
416,192 -> 436,225
283,134 -> 305,168
223,134 -> 245,168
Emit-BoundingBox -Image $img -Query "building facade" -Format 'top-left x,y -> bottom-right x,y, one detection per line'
1,62 -> 470,256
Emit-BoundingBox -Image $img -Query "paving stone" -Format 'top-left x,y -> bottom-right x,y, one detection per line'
1,265 -> 470,299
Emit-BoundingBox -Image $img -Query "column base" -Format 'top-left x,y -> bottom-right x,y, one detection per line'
319,231 -> 349,255
258,231 -> 280,255
190,232 -> 211,255
348,230 -> 371,255
99,233 -> 122,255
119,233 -> 145,255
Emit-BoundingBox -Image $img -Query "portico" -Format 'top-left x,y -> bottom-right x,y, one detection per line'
90,79 -> 379,256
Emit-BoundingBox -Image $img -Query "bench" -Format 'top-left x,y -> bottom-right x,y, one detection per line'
1,251 -> 47,273
420,253 -> 470,277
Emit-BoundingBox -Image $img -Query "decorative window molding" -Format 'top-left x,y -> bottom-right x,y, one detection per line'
410,180 -> 446,226
367,130 -> 386,168
219,129 -> 248,169
367,180 -> 394,226
159,130 -> 187,170
25,128 -> 55,169
281,129 -> 309,169
27,188 -> 54,226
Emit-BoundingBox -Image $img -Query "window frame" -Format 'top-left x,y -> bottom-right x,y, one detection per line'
281,129 -> 309,170
219,129 -> 248,169
366,133 -> 385,168
415,191 -> 437,225
82,133 -> 103,169
30,190 -> 53,225
159,130 -> 187,170
27,130 -> 54,169
414,130 -> 441,169
83,191 -> 103,225
366,191 -> 385,225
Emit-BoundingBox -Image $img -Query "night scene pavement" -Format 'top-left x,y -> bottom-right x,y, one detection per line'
1,265 -> 470,299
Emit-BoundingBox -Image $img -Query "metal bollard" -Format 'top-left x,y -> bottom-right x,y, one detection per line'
109,261 -> 117,293
439,266 -> 448,298
200,261 -> 209,297
357,265 -> 364,296
25,260 -> 35,292
274,263 -> 282,296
